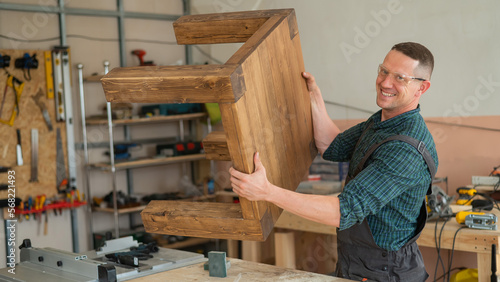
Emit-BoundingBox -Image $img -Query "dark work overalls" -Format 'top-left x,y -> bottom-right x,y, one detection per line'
335,128 -> 437,282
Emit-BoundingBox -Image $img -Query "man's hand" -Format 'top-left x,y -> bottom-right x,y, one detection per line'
302,71 -> 322,99
229,152 -> 272,202
301,71 -> 340,155
230,152 -> 341,227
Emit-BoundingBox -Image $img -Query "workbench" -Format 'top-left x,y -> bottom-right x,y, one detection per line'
274,204 -> 500,282
130,257 -> 351,281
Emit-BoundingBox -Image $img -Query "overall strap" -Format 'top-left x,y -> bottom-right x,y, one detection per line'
352,135 -> 436,195
344,120 -> 373,184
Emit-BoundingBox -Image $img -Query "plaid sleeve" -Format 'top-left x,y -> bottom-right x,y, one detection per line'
323,121 -> 366,162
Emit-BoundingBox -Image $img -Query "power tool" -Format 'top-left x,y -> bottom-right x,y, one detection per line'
455,211 -> 497,230
131,49 -> 155,66
426,185 -> 454,220
456,187 -> 477,205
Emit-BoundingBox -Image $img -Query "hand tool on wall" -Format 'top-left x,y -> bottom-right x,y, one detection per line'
39,195 -> 47,235
29,129 -> 39,182
27,196 -> 33,220
15,53 -> 38,81
131,49 -> 155,66
0,75 -> 24,126
43,51 -> 54,99
31,88 -> 53,131
56,128 -> 67,193
16,129 -> 23,166
52,49 -> 65,122
35,195 -> 40,222
0,166 -> 11,173
23,200 -> 29,220
0,53 -> 10,68
18,201 -> 24,222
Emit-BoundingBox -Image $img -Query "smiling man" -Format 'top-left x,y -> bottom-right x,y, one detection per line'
229,42 -> 438,281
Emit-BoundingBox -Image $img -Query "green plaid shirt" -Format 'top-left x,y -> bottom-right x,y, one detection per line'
323,106 -> 438,251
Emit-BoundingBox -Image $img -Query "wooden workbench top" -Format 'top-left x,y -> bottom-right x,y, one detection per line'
131,258 -> 351,281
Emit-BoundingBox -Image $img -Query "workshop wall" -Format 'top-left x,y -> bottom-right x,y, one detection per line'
192,0 -> 500,120
0,0 -> 191,267
192,0 -> 500,279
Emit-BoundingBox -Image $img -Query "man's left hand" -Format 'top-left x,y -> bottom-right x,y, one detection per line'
229,152 -> 272,201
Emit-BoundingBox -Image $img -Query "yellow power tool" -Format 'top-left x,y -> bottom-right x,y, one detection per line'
456,187 -> 477,205
455,211 -> 497,230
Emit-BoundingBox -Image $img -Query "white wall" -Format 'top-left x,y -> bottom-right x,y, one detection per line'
191,0 -> 500,120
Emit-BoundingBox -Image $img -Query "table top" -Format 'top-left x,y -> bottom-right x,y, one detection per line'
275,204 -> 500,254
130,258 -> 351,281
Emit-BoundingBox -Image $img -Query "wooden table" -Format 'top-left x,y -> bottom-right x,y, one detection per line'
130,258 -> 352,281
274,205 -> 500,282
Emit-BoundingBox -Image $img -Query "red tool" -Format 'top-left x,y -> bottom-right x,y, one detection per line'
131,49 -> 155,66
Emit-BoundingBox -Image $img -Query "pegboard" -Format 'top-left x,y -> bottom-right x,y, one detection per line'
0,49 -> 68,201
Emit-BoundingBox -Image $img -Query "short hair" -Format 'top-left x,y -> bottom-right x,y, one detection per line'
391,42 -> 434,79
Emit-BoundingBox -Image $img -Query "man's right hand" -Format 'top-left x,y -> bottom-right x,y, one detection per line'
301,71 -> 340,155
302,72 -> 323,101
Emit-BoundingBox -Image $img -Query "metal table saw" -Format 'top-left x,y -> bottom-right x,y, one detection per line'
0,236 -> 206,281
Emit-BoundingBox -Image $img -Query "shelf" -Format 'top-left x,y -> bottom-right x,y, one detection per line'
83,74 -> 104,82
93,205 -> 146,214
86,112 -> 207,126
216,190 -> 238,197
92,195 -> 217,214
88,153 -> 206,170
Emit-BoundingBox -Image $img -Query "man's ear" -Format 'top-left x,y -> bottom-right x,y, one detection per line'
417,80 -> 431,97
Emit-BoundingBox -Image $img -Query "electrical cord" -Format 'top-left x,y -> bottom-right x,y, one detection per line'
434,267 -> 466,281
488,165 -> 500,192
0,33 -> 224,65
433,215 -> 451,282
447,226 -> 467,282
432,214 -> 468,282
0,34 -> 178,44
433,217 -> 442,281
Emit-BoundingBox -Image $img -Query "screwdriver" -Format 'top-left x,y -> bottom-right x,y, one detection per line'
40,195 -> 48,235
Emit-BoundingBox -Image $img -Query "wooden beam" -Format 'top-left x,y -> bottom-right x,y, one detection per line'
101,64 -> 245,103
141,201 -> 272,241
173,9 -> 291,45
202,131 -> 230,161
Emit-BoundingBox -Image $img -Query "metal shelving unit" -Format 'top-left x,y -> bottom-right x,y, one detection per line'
77,61 -> 208,249
0,0 -> 192,253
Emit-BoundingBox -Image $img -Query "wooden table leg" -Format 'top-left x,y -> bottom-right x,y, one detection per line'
275,231 -> 296,269
477,252 -> 500,281
242,241 -> 261,262
227,239 -> 239,258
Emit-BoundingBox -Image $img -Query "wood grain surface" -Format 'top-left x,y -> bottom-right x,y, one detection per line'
103,9 -> 316,241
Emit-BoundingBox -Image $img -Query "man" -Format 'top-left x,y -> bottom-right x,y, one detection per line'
229,42 -> 438,282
